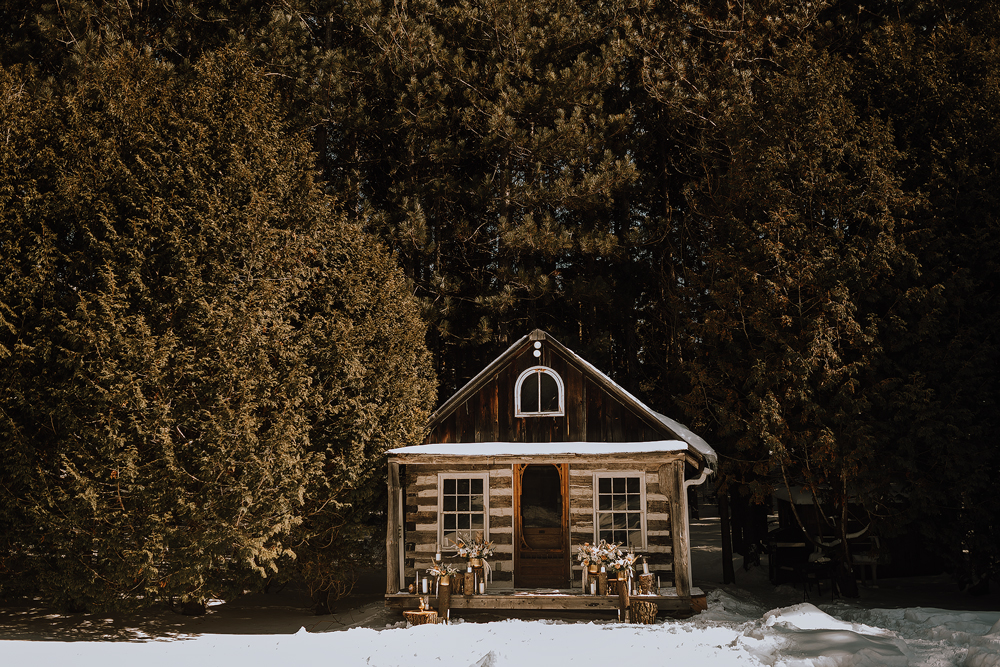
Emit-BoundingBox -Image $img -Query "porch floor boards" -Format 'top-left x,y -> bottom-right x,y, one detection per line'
385,586 -> 706,614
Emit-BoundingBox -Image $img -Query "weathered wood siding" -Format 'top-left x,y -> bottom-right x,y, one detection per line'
403,464 -> 516,584
568,461 -> 674,583
401,461 -> 675,588
425,344 -> 671,445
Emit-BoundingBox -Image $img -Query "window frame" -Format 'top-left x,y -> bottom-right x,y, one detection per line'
592,471 -> 647,549
437,472 -> 491,550
514,366 -> 565,417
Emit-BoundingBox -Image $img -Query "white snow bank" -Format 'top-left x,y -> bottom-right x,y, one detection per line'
2,593 -> 998,667
825,604 -> 1000,667
752,603 -> 910,667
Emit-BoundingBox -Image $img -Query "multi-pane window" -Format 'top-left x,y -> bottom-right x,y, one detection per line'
515,367 -> 564,416
439,474 -> 488,548
595,474 -> 645,548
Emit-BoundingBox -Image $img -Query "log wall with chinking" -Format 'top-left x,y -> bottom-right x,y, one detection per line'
401,459 -> 675,588
568,462 -> 673,584
403,464 -> 515,585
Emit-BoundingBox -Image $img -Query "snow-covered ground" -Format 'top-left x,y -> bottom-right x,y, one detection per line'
2,502 -> 998,666
3,581 -> 998,667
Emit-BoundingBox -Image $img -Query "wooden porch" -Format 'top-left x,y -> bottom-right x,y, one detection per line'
385,586 -> 707,617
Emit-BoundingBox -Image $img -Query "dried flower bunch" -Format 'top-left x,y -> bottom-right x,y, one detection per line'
452,533 -> 496,559
428,563 -> 462,577
576,540 -> 638,575
608,549 -> 638,576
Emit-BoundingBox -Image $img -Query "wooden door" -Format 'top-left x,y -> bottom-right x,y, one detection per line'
513,463 -> 570,588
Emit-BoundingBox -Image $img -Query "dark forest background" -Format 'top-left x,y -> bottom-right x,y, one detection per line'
1,0 -> 996,612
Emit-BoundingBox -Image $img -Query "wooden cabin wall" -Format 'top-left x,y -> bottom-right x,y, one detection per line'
402,460 -> 676,588
403,464 -> 515,586
568,461 -> 675,584
425,346 -> 671,445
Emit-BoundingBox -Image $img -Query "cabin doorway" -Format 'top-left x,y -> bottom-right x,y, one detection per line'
513,463 -> 569,588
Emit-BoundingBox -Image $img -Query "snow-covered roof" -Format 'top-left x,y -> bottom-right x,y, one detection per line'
387,440 -> 693,457
525,331 -> 716,467
650,411 -> 717,467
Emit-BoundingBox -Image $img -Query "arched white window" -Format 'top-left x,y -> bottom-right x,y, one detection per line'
515,366 -> 564,417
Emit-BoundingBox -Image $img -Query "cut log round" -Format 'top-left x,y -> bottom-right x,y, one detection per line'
637,573 -> 655,595
403,610 -> 439,626
630,600 -> 658,624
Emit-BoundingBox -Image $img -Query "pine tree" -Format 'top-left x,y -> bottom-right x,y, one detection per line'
653,35 -> 917,592
0,47 -> 434,612
2,0 -> 650,392
315,0 -> 644,390
0,0 -> 272,75
845,9 -> 1000,586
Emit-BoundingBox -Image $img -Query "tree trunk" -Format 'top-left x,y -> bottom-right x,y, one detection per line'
404,610 -> 438,625
719,489 -> 736,584
837,478 -> 859,598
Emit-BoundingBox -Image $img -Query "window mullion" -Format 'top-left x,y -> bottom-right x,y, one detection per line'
536,371 -> 543,410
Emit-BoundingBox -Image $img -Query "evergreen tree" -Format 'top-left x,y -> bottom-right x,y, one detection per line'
847,11 -> 1000,586
344,0 -> 642,390
645,33 -> 917,592
0,0 -> 271,75
2,0 -> 652,392
639,0 -> 999,590
285,214 -> 436,613
0,47 -> 434,612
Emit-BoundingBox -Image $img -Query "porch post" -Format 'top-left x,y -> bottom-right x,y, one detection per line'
661,459 -> 690,598
387,460 -> 403,594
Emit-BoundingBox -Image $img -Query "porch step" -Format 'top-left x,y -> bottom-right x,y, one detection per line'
385,587 -> 706,614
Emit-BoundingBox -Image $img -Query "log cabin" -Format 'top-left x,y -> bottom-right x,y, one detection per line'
385,329 -> 716,616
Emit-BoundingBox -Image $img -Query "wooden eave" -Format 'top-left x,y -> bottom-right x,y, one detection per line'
387,449 -> 699,468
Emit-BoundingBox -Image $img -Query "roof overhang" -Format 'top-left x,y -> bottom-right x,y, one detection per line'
387,440 -> 703,468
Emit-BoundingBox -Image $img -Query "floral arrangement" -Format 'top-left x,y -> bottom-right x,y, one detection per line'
576,540 -> 638,576
452,533 -> 495,560
607,549 -> 638,577
577,540 -> 608,567
428,562 -> 461,578
576,539 -> 616,568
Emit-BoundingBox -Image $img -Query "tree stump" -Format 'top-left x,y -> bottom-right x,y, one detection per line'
598,572 -> 608,596
630,600 -> 658,624
403,610 -> 438,626
636,573 -> 655,595
464,571 -> 475,598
